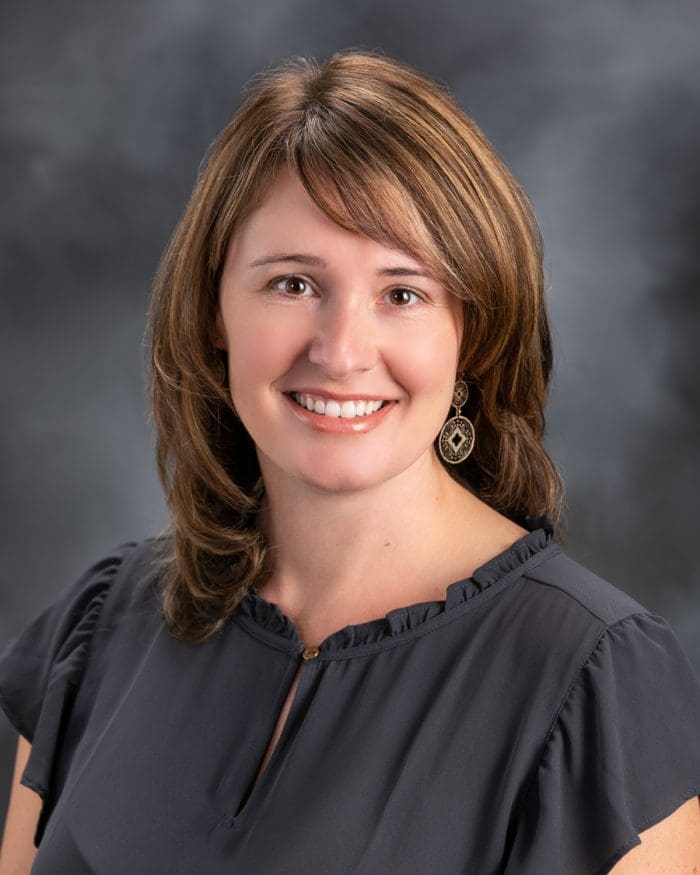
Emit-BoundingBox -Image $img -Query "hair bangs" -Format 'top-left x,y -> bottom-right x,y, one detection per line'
282,119 -> 456,292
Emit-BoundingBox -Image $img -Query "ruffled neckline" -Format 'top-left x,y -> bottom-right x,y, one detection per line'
234,516 -> 557,656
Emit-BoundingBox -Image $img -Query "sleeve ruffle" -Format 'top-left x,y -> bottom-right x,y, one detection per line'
0,543 -> 135,844
505,612 -> 700,874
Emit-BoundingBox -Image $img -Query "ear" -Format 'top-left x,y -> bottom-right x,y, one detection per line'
211,310 -> 228,351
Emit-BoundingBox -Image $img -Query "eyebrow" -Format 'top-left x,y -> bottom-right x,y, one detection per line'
247,252 -> 435,279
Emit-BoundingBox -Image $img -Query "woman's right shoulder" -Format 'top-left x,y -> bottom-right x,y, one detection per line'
0,535 -> 173,742
0,536 -> 175,855
39,535 -> 173,638
94,535 -> 173,617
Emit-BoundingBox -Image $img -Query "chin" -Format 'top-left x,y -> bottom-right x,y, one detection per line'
286,451 -> 394,493
296,469 -> 383,495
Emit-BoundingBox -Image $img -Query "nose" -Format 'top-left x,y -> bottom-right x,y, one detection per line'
307,295 -> 379,379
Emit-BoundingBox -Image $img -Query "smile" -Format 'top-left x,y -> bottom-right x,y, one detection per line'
289,392 -> 386,419
283,392 -> 396,434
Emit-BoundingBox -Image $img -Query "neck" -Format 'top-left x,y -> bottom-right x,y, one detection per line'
254,450 -> 487,629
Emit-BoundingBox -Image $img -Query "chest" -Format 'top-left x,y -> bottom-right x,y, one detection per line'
243,663 -> 303,806
32,618 -> 552,875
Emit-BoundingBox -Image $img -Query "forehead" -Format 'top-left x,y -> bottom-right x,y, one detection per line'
225,167 -> 437,275
234,169 -> 342,244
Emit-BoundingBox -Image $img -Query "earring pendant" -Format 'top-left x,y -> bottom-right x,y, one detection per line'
438,380 -> 475,464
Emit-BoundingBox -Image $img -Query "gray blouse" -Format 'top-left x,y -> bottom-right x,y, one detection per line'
1,518 -> 699,874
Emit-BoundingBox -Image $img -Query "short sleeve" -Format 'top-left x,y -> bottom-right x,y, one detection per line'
0,543 -> 134,844
505,611 -> 700,874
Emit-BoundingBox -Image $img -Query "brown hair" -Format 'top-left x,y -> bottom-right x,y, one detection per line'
147,49 -> 564,643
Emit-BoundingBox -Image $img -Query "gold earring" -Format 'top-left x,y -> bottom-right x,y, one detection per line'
438,379 -> 475,464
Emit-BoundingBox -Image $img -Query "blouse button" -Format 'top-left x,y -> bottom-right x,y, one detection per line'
302,645 -> 320,660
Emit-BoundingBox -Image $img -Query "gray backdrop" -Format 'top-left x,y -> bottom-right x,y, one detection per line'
1,0 -> 698,828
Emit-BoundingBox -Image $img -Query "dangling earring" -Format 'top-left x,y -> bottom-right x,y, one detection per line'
438,378 -> 475,464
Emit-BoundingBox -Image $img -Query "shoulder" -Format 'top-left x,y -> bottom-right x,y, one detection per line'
520,546 -> 648,628
503,548 -> 700,873
0,536 -> 175,845
514,545 -> 697,691
97,535 -> 172,613
511,546 -> 700,793
61,535 -> 175,657
492,544 -> 695,719
0,535 -> 173,695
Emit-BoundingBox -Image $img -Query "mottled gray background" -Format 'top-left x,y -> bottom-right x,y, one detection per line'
1,0 -> 698,827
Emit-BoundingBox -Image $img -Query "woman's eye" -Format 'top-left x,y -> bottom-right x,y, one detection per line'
271,276 -> 312,297
268,277 -> 422,306
386,287 -> 422,306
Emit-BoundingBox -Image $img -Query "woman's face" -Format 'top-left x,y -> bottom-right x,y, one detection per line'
215,168 -> 464,494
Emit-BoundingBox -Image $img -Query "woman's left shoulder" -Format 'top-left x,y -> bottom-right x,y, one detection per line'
520,545 -> 650,628
503,546 -> 700,874
503,534 -> 700,699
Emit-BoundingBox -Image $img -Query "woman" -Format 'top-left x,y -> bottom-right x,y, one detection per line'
1,50 -> 699,874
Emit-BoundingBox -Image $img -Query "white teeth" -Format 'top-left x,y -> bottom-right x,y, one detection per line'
291,393 -> 387,418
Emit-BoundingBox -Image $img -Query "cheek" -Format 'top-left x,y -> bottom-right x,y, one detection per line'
393,321 -> 461,394
223,305 -> 305,397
